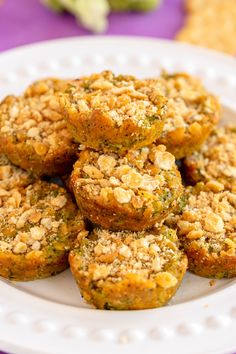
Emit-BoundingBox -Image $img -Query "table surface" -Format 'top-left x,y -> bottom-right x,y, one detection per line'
1,1 -> 233,354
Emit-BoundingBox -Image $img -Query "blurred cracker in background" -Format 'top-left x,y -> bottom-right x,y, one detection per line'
176,0 -> 236,55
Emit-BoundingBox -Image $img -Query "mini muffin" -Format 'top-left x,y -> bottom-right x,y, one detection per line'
0,152 -> 35,191
60,71 -> 167,153
70,144 -> 183,231
69,226 -> 188,310
145,72 -> 220,159
184,126 -> 236,191
177,183 -> 236,278
0,180 -> 85,281
0,78 -> 78,176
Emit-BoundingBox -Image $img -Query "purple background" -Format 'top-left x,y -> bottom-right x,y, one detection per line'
0,1 -> 234,354
0,0 -> 185,52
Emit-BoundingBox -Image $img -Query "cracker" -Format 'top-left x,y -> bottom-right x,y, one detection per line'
176,0 -> 236,55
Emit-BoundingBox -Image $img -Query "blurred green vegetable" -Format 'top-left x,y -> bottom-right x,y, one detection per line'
109,0 -> 161,11
42,0 -> 64,12
42,0 -> 161,33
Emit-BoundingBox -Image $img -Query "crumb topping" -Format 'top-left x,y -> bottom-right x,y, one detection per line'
0,153 -> 34,191
72,144 -> 181,209
63,70 -> 167,127
184,126 -> 236,191
0,181 -> 80,255
177,184 -> 236,256
24,77 -> 68,97
145,72 -> 220,136
0,79 -> 74,157
77,227 -> 181,288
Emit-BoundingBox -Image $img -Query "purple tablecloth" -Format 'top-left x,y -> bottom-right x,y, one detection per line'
0,0 -> 184,52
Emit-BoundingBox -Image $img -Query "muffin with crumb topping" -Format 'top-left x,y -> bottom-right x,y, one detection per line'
0,180 -> 85,281
71,144 -> 183,231
145,72 -> 220,159
60,71 -> 167,154
184,126 -> 236,192
0,78 -> 78,177
176,183 -> 236,278
69,226 -> 187,310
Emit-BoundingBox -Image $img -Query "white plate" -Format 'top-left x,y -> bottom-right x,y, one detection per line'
0,36 -> 236,354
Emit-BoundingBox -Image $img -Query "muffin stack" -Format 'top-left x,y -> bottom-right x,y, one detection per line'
63,71 -> 188,309
0,78 -> 85,281
178,127 -> 236,278
0,70 -> 234,311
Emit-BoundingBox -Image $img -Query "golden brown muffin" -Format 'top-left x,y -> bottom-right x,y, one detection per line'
60,70 -> 167,154
70,144 -> 183,231
0,180 -> 85,281
145,72 -> 220,159
177,183 -> 236,278
184,126 -> 236,191
69,226 -> 187,310
0,78 -> 78,177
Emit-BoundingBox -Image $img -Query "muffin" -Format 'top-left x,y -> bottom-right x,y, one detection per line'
60,70 -> 167,154
69,226 -> 188,310
184,126 -> 236,191
0,180 -> 85,281
0,78 -> 78,176
177,183 -> 236,278
70,144 -> 183,231
145,72 -> 220,159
